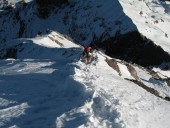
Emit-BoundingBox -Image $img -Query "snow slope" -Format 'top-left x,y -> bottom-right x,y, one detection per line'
0,31 -> 170,128
0,0 -> 170,128
119,0 -> 170,53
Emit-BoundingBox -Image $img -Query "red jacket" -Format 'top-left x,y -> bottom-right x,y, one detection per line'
85,47 -> 91,52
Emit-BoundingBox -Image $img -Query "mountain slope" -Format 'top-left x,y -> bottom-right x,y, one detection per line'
1,0 -> 170,67
0,31 -> 170,128
0,0 -> 137,45
119,0 -> 170,53
0,0 -> 170,128
0,0 -> 169,48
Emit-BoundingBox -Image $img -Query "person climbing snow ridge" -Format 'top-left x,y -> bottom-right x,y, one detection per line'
80,45 -> 98,65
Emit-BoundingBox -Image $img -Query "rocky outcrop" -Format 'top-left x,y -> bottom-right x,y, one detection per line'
106,58 -> 170,101
105,58 -> 121,76
35,0 -> 68,19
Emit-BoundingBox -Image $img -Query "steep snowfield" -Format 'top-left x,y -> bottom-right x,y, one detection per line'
119,0 -> 170,53
0,32 -> 170,128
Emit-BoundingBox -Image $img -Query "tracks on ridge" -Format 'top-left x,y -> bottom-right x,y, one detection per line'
72,62 -> 123,128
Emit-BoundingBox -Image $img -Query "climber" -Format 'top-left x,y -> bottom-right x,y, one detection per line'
84,46 -> 92,64
81,46 -> 93,64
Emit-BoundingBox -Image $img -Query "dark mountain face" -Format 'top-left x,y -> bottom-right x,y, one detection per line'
0,0 -> 8,8
94,31 -> 170,67
160,0 -> 170,2
35,0 -> 68,19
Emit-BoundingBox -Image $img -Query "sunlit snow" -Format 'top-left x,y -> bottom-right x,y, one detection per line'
0,0 -> 170,128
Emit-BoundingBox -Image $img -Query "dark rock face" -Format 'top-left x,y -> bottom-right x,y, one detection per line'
96,31 -> 170,67
3,47 -> 18,59
0,43 -> 23,59
35,0 -> 68,19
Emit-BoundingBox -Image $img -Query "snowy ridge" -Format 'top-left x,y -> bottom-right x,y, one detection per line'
64,54 -> 170,128
0,30 -> 170,128
0,31 -> 80,59
0,0 -> 170,127
47,31 -> 78,48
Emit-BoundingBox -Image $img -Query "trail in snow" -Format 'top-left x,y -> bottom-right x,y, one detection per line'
0,47 -> 170,128
0,29 -> 170,128
57,60 -> 122,128
1,51 -> 170,128
70,54 -> 170,128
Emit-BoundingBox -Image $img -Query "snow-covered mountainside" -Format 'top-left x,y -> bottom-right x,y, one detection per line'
0,31 -> 170,128
0,0 -> 170,66
119,0 -> 170,53
0,0 -> 137,45
0,0 -> 170,128
0,0 -> 169,47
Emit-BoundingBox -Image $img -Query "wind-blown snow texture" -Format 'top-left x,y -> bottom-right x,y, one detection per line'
0,0 -> 170,128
